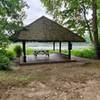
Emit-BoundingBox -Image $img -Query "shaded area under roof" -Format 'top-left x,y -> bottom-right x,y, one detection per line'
10,16 -> 85,42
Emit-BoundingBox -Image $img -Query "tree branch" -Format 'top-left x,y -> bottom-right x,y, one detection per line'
82,3 -> 93,42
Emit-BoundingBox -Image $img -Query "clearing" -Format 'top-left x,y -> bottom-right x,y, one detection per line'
0,58 -> 100,100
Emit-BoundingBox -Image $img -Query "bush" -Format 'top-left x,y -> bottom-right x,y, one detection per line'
6,50 -> 15,60
26,48 -> 33,55
81,49 -> 95,58
72,50 -> 83,57
0,49 -> 10,70
72,48 -> 95,58
0,48 -> 7,54
14,45 -> 22,57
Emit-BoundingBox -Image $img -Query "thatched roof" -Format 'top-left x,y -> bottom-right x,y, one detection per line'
11,16 -> 85,42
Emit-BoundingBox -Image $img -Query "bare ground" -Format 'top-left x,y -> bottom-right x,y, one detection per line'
1,58 -> 100,100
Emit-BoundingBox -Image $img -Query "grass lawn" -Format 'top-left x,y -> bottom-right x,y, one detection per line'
0,59 -> 100,100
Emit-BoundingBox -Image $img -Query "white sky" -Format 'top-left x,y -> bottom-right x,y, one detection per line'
23,0 -> 52,25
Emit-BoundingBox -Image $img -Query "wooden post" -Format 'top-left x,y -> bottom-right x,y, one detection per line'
59,42 -> 61,53
68,41 -> 72,60
53,42 -> 55,51
22,41 -> 26,62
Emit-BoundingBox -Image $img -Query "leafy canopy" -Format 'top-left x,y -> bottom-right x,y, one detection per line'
0,0 -> 27,49
41,0 -> 100,41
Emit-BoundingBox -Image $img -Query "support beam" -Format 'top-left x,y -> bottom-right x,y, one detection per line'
68,41 -> 72,60
59,42 -> 61,53
53,42 -> 55,51
22,41 -> 26,62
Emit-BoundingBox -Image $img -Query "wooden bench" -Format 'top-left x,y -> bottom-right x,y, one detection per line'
33,50 -> 49,57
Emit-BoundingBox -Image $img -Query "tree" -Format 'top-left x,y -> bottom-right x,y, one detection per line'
0,0 -> 27,49
41,0 -> 92,37
41,0 -> 100,58
92,0 -> 100,58
0,0 -> 27,70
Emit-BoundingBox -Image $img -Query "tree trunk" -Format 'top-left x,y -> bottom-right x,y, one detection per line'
82,4 -> 93,42
92,0 -> 100,59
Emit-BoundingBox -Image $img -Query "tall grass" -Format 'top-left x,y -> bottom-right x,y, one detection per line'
72,48 -> 95,58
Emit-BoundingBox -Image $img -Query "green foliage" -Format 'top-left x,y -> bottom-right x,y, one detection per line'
41,0 -> 92,37
41,0 -> 99,41
6,50 -> 15,60
41,0 -> 100,58
0,0 -> 27,53
0,55 -> 10,70
0,49 -> 6,56
14,45 -> 22,57
0,0 -> 26,34
0,49 -> 10,70
72,50 -> 82,57
0,33 -> 10,49
72,48 -> 95,58
26,48 -> 33,55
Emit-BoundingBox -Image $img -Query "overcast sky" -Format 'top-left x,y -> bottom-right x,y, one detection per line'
23,0 -> 51,25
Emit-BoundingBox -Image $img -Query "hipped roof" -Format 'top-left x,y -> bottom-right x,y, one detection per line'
11,16 -> 85,42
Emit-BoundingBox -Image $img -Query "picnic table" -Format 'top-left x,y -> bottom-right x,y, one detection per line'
33,50 -> 49,57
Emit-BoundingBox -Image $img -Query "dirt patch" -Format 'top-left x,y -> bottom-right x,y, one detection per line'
2,80 -> 100,100
1,59 -> 100,100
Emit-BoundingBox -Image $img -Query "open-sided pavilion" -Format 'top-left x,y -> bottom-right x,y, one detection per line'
11,16 -> 85,64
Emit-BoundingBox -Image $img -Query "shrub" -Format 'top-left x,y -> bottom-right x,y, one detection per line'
6,50 -> 15,60
72,50 -> 83,57
72,48 -> 95,58
14,45 -> 22,57
26,48 -> 33,55
0,49 -> 10,70
81,49 -> 95,58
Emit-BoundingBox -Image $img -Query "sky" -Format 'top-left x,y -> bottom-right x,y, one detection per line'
23,0 -> 51,25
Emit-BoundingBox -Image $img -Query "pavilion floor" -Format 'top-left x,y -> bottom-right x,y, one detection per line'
19,53 -> 75,65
